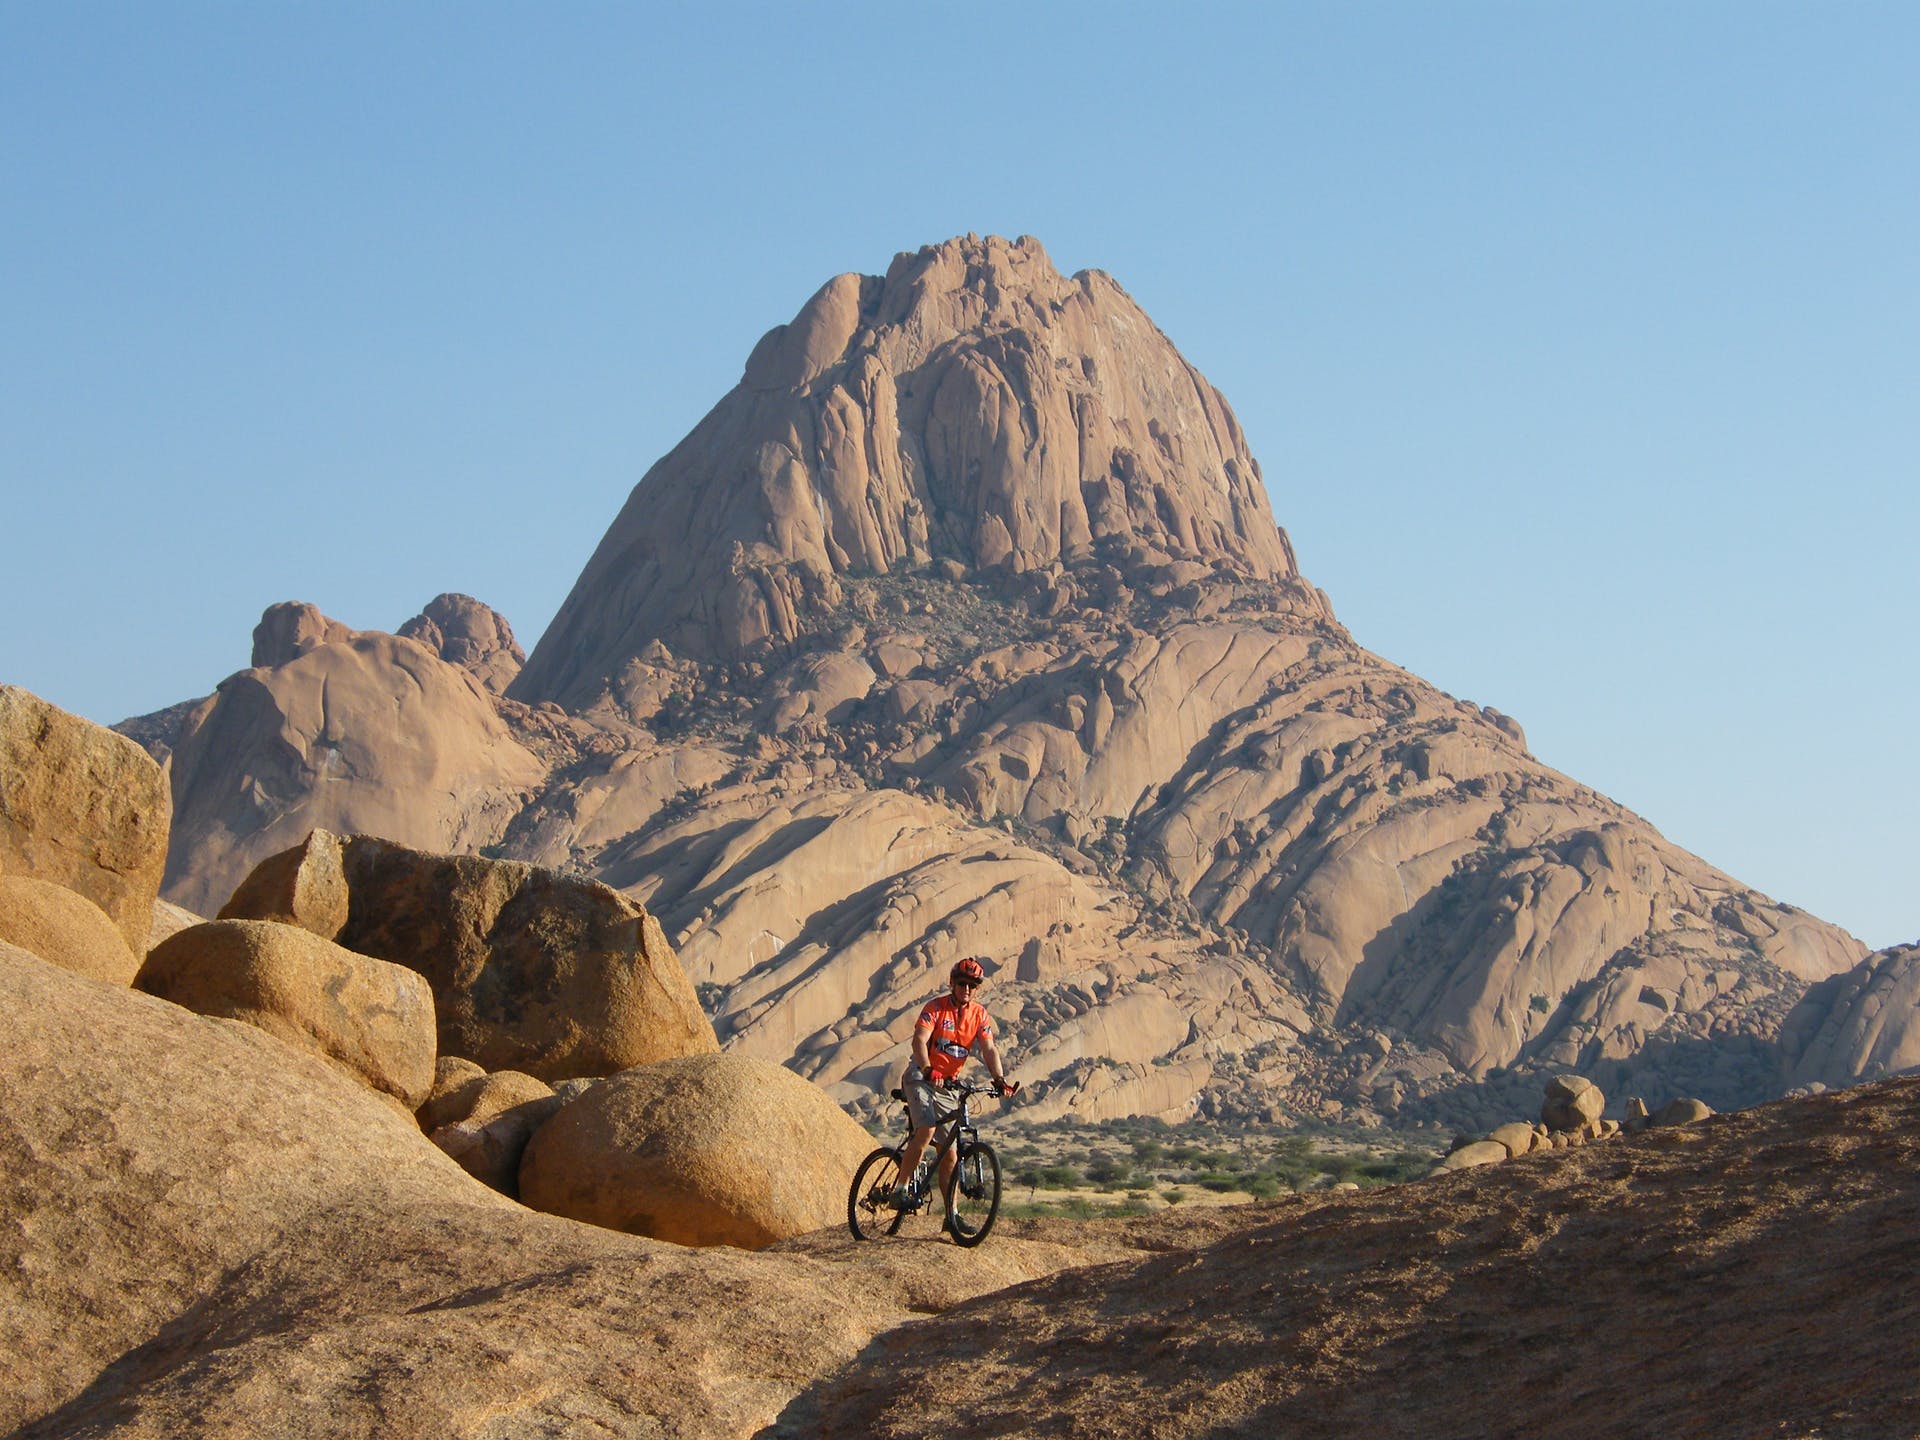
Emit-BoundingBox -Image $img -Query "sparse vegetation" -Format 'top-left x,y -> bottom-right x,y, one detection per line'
990,1112 -> 1442,1213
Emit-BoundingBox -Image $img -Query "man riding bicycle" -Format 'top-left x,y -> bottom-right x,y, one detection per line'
891,956 -> 1016,1208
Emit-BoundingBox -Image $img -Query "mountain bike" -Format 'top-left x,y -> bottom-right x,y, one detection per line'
847,1077 -> 1009,1247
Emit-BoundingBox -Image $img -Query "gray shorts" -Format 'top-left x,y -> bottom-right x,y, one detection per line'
903,1074 -> 960,1132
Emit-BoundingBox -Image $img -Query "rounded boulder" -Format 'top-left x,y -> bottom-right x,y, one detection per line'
136,919 -> 437,1108
1487,1121 -> 1540,1159
518,1052 -> 874,1248
0,875 -> 142,986
421,1066 -> 555,1134
1437,1140 -> 1511,1173
1541,1074 -> 1606,1133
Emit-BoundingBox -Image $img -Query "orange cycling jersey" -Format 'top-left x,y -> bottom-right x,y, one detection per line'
915,995 -> 993,1082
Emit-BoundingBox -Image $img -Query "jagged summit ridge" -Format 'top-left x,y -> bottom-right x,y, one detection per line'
514,235 -> 1315,706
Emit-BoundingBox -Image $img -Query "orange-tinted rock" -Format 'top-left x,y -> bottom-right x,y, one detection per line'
0,874 -> 141,985
148,896 -> 203,950
0,684 -> 171,955
1541,1075 -> 1605,1133
218,827 -> 349,938
331,836 -> 717,1081
519,1052 -> 874,1248
426,1071 -> 563,1195
0,932 -> 1131,1438
137,918 -> 437,1107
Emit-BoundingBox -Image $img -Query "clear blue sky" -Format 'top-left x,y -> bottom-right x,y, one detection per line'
3,4 -> 1913,947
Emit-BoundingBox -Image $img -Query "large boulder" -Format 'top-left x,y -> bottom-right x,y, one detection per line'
251,599 -> 357,666
0,874 -> 141,985
136,918 -> 437,1108
419,1053 -> 487,1118
1541,1074 -> 1605,1133
304,836 -> 718,1081
0,937 -> 504,1433
519,1052 -> 875,1248
0,684 -> 170,954
1436,1139 -> 1509,1172
1651,1097 -> 1715,1127
1486,1121 -> 1541,1159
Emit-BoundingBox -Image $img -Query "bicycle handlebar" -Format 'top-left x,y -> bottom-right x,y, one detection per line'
939,1077 -> 1019,1097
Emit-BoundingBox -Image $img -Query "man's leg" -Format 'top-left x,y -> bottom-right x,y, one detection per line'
893,1124 -> 935,1206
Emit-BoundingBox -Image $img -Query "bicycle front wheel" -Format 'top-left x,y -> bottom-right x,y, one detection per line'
848,1147 -> 908,1241
944,1139 -> 1001,1247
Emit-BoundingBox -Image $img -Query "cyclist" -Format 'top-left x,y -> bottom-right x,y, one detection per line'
891,956 -> 1016,1208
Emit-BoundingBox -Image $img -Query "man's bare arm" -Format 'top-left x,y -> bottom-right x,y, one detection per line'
979,1032 -> 1008,1084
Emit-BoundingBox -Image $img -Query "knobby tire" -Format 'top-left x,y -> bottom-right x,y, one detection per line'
944,1139 -> 1001,1247
848,1147 -> 908,1241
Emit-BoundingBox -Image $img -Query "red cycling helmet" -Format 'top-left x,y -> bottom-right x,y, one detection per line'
950,957 -> 986,987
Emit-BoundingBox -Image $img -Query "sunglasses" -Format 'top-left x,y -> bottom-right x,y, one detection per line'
954,978 -> 981,989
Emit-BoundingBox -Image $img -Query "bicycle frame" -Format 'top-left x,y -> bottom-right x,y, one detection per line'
897,1080 -> 987,1206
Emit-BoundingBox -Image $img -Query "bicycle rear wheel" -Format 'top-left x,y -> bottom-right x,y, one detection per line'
848,1147 -> 908,1241
944,1139 -> 1001,1247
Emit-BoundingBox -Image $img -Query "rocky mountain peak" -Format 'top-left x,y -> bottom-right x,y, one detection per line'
513,235 -> 1318,707
397,593 -> 525,693
251,601 -> 355,669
